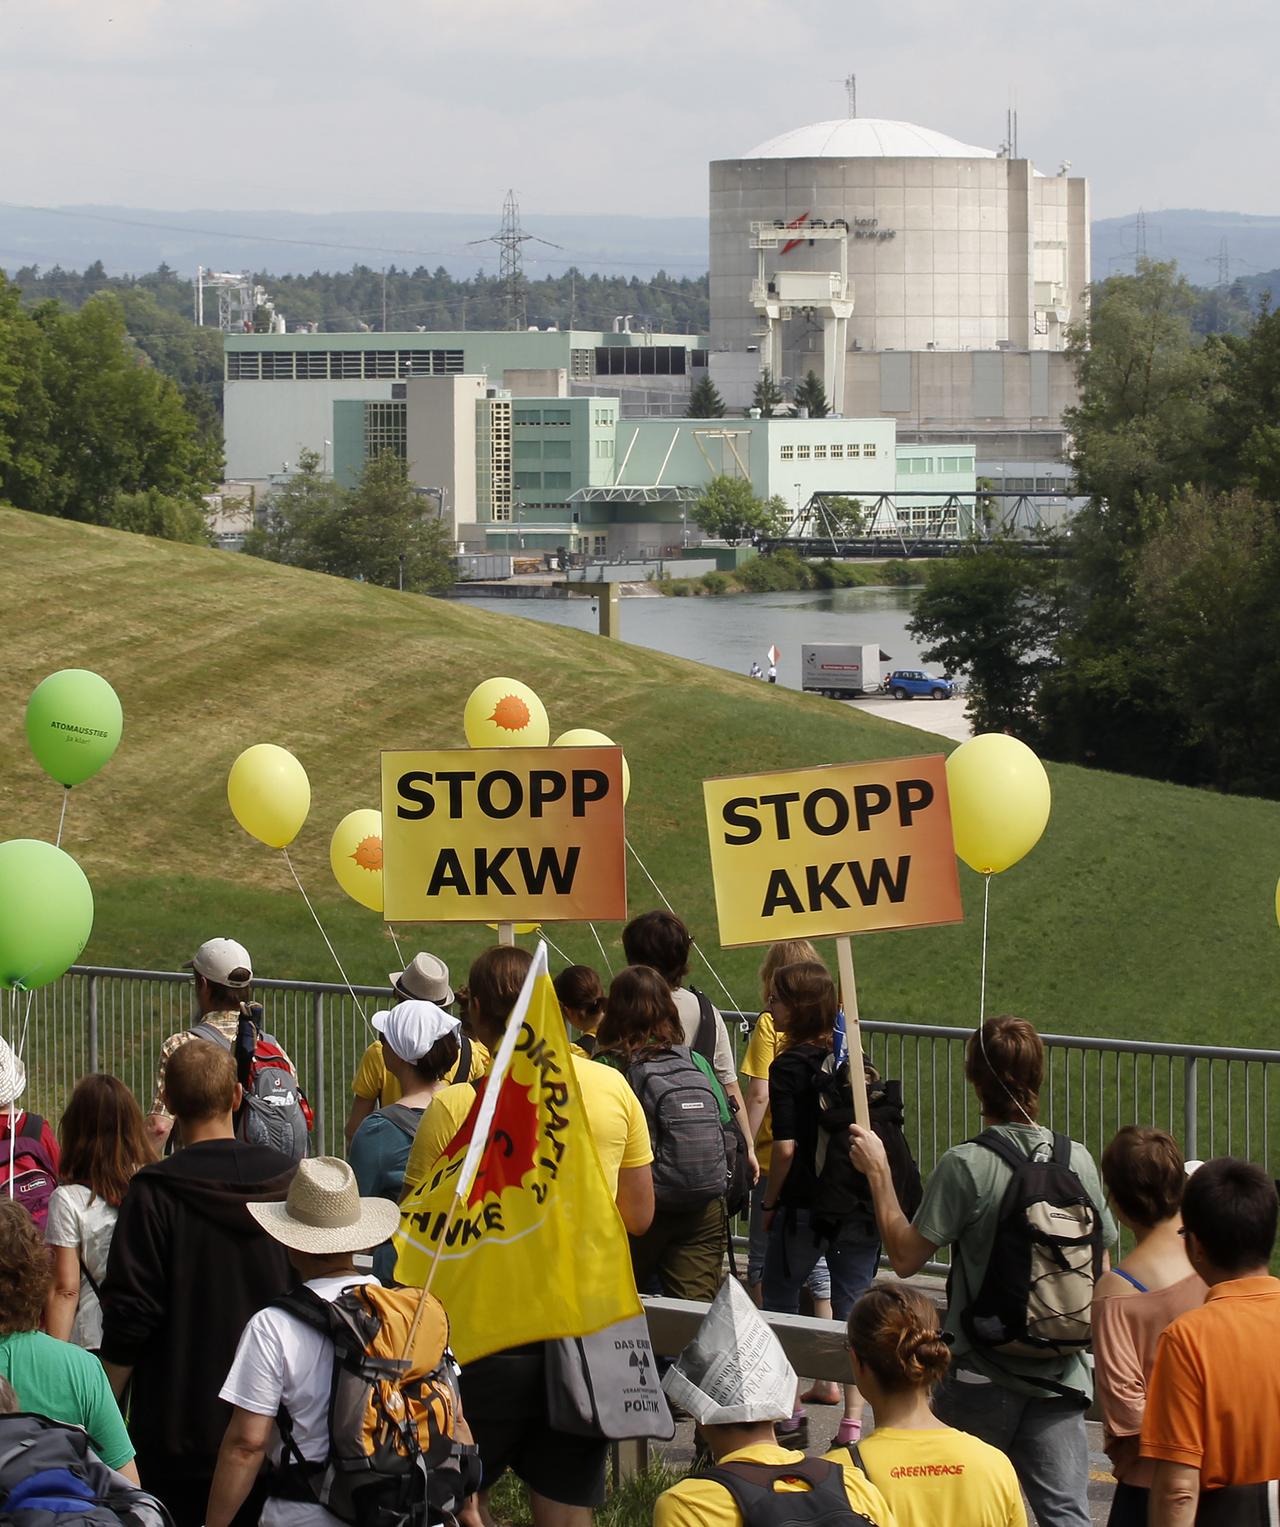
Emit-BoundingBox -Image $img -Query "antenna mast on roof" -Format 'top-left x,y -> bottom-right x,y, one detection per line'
468,190 -> 564,332
845,73 -> 857,118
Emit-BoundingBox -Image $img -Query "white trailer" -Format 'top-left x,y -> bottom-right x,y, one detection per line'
801,643 -> 890,697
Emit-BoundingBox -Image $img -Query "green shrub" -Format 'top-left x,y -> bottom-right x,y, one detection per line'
667,579 -> 693,596
700,570 -> 732,594
736,548 -> 814,592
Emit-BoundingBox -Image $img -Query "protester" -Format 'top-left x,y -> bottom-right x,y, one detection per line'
207,1156 -> 477,1527
1092,1128 -> 1205,1526
101,1039 -> 297,1526
0,1199 -> 138,1483
741,939 -> 840,1403
594,963 -> 731,1301
348,999 -> 461,1280
344,952 -> 487,1144
1141,1156 -> 1280,1523
147,937 -> 298,1148
402,944 -> 653,1527
0,1034 -> 60,1228
621,910 -> 758,1179
44,1073 -> 155,1350
655,1277 -> 895,1527
833,1283 -> 1027,1527
553,964 -> 606,1057
761,959 -> 882,1449
0,1376 -> 14,1413
851,1015 -> 1115,1527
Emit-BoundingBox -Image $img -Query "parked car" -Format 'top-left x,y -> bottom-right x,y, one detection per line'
884,669 -> 954,700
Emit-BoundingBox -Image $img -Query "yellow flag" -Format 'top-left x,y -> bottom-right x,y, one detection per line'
393,942 -> 642,1364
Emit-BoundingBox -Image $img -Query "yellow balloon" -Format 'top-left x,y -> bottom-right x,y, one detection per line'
227,744 -> 311,849
463,677 -> 550,748
945,733 -> 1051,875
1275,876 -> 1280,928
553,727 -> 631,804
330,809 -> 383,913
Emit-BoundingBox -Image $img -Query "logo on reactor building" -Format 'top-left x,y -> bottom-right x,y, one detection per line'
778,212 -> 896,252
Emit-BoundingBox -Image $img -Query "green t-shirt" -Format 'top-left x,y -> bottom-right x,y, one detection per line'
0,1329 -> 135,1470
913,1123 -> 1117,1400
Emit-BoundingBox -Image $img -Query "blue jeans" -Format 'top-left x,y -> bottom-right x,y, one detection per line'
748,1179 -> 831,1299
761,1207 -> 879,1320
933,1368 -> 1091,1527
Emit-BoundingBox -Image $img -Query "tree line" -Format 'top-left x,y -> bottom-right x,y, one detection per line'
910,259 -> 1280,797
0,273 -> 220,540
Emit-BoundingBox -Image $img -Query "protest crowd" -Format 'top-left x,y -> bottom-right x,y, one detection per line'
1,913 -> 1279,1527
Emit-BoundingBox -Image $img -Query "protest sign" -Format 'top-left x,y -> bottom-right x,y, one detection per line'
701,753 -> 962,948
381,745 -> 627,923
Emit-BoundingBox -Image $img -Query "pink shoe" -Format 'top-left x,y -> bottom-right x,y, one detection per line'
835,1416 -> 863,1446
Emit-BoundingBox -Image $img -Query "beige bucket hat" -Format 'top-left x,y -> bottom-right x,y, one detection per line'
247,1156 -> 401,1254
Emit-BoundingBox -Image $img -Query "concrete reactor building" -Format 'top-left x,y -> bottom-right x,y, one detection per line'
708,116 -> 1089,471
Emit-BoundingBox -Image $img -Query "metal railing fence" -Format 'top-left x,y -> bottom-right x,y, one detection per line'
10,966 -> 1279,1184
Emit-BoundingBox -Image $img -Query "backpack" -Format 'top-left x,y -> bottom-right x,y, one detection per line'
627,1046 -> 730,1212
0,1114 -> 58,1231
0,1411 -> 172,1527
698,1457 -> 876,1527
191,1013 -> 311,1162
686,987 -> 719,1064
271,1282 -> 479,1527
813,1058 -> 921,1237
961,1129 -> 1104,1365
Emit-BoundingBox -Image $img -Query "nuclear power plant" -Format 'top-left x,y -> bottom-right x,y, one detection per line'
708,114 -> 1089,474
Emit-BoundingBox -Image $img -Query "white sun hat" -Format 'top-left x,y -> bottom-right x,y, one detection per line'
370,1000 -> 460,1064
247,1156 -> 401,1255
0,1037 -> 26,1110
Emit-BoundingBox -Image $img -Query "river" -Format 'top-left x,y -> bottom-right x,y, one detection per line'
451,586 -> 927,690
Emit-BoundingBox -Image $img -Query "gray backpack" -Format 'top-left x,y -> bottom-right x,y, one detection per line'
192,1018 -> 310,1162
0,1412 -> 172,1527
627,1046 -> 728,1212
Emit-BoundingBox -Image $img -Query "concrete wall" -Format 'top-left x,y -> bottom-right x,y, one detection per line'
405,376 -> 488,532
224,378 -> 392,479
841,348 -> 1077,434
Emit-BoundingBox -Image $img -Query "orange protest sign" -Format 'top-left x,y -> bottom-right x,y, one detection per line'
702,753 -> 962,947
380,746 -> 626,923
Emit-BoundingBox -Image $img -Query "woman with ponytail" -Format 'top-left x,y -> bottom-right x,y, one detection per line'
831,1284 -> 1027,1527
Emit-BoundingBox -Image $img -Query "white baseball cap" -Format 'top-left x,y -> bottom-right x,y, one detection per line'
184,938 -> 254,986
371,999 -> 460,1064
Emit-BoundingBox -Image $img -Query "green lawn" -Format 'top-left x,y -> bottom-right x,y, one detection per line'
4,506 -> 1280,1051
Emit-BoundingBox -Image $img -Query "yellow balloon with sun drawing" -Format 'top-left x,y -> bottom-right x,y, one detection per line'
462,678 -> 551,749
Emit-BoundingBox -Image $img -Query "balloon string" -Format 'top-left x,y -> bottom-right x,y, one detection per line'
624,838 -> 742,1015
55,789 -> 68,849
281,848 -> 368,1023
538,929 -> 573,967
976,871 -> 1035,1128
585,923 -> 613,978
6,990 -> 14,1199
389,926 -> 408,967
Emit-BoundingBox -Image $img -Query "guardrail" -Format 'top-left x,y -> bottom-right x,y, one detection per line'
12,967 -> 1279,1182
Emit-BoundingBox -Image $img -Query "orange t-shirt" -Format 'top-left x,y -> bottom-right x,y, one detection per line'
1141,1275 -> 1280,1489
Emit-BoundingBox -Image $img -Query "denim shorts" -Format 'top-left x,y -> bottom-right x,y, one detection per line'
748,1177 -> 831,1299
761,1206 -> 879,1320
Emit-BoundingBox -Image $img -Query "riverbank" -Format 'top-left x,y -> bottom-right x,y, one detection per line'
661,550 -> 929,597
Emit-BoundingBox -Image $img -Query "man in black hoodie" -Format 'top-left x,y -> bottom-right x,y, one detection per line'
100,1039 -> 296,1526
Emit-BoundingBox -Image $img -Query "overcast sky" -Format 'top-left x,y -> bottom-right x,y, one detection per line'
1,0 -> 1275,227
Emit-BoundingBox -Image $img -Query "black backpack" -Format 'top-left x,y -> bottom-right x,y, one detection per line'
0,1412 -> 172,1527
813,1057 -> 921,1236
961,1129 -> 1104,1364
698,1457 -> 876,1527
628,1046 -> 730,1212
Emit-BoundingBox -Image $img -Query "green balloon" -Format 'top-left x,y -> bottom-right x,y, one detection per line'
25,670 -> 123,787
0,840 -> 95,991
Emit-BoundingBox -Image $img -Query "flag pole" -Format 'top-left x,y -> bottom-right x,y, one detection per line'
836,935 -> 870,1129
497,922 -> 515,947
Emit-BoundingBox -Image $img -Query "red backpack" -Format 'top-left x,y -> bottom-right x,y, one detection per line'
0,1113 -> 59,1230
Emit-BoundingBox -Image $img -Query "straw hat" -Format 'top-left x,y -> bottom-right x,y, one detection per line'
0,1037 -> 26,1110
389,952 -> 453,1006
247,1157 -> 401,1254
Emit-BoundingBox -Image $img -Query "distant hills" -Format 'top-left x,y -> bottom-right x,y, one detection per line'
2,202 -> 1278,293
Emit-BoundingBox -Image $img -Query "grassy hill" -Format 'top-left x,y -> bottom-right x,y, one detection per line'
4,506 -> 1280,1050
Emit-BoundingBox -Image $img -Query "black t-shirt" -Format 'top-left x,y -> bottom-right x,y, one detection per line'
767,1042 -> 828,1208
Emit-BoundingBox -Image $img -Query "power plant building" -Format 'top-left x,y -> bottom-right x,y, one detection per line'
708,117 -> 1088,469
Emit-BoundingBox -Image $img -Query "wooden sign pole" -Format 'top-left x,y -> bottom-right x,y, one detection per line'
835,935 -> 870,1129
497,922 -> 515,948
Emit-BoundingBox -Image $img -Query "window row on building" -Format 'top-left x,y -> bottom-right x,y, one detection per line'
778,442 -> 879,461
363,402 -> 407,462
592,346 -> 705,376
514,471 -> 573,491
226,349 -> 466,381
899,454 -> 973,475
513,407 -> 573,427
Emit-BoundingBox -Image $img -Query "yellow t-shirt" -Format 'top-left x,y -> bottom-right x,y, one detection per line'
350,1034 -> 490,1106
826,1427 -> 1026,1527
403,1053 -> 652,1198
741,1009 -> 782,1174
655,1442 -> 896,1527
